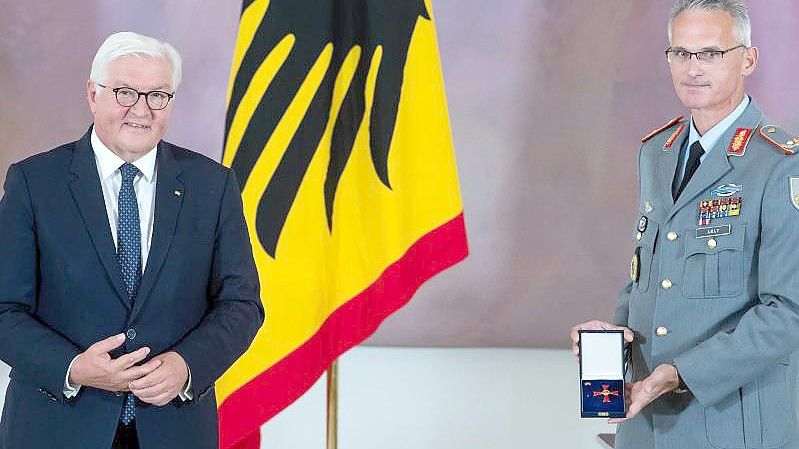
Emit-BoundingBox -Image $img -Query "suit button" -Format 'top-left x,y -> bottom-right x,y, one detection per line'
126,329 -> 137,340
661,278 -> 673,290
666,231 -> 678,241
656,326 -> 669,336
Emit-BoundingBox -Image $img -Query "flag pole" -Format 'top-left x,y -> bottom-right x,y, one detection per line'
326,359 -> 339,449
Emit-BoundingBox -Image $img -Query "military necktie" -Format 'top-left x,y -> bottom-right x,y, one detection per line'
117,163 -> 141,426
673,141 -> 705,200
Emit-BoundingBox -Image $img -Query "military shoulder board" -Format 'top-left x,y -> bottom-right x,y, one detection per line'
759,125 -> 799,155
641,115 -> 685,143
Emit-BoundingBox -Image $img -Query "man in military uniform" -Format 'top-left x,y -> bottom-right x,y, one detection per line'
571,1 -> 799,447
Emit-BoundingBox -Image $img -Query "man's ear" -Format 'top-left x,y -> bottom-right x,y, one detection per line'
87,80 -> 97,114
741,46 -> 758,77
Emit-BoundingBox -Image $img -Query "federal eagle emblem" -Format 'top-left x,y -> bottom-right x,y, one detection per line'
224,0 -> 430,257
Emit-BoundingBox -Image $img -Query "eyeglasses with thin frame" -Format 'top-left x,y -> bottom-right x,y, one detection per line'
95,83 -> 174,110
665,44 -> 747,65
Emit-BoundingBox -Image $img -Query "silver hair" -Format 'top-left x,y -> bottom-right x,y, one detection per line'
668,0 -> 752,47
90,31 -> 183,91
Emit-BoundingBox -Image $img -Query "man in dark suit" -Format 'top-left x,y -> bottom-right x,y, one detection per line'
0,31 -> 264,449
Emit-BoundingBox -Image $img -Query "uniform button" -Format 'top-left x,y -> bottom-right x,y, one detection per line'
656,326 -> 669,336
636,232 -> 642,241
666,231 -> 678,241
115,392 -> 124,397
707,238 -> 717,249
661,278 -> 673,290
126,329 -> 137,340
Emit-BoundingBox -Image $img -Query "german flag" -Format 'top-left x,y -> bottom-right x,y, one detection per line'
217,1 -> 467,447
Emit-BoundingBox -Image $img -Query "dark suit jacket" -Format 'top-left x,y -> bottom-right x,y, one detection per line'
0,128 -> 264,449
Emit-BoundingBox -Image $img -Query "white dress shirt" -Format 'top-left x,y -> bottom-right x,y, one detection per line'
64,129 -> 191,401
91,129 -> 158,269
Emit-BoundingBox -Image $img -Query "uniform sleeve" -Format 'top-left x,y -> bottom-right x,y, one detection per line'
615,144 -> 646,326
0,164 -> 81,400
674,156 -> 799,406
171,169 -> 264,397
614,283 -> 633,326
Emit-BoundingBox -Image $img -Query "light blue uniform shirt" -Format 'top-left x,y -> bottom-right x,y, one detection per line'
678,95 -> 751,181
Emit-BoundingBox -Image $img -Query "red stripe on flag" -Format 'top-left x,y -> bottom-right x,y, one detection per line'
219,213 -> 468,449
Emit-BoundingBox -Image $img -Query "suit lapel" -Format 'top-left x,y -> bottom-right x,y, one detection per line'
132,142 -> 184,319
68,129 -> 130,308
666,101 -> 763,222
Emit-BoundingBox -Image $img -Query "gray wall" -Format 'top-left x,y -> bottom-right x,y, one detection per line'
2,1 -> 798,348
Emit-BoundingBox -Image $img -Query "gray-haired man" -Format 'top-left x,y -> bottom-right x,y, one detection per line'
571,1 -> 799,447
0,32 -> 263,449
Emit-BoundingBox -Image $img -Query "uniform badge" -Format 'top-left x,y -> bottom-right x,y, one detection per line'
791,177 -> 799,211
710,183 -> 743,197
637,216 -> 648,233
630,247 -> 640,282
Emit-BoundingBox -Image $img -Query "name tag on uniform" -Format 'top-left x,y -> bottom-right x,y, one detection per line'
579,330 -> 626,418
696,224 -> 732,239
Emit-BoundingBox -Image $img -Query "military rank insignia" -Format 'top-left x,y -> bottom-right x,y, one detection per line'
760,125 -> 799,155
663,124 -> 686,150
699,197 -> 741,226
791,178 -> 799,212
727,128 -> 753,156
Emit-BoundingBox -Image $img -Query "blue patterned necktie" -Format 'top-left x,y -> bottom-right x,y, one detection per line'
117,162 -> 141,425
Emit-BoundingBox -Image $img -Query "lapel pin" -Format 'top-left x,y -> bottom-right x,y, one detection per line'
174,190 -> 182,197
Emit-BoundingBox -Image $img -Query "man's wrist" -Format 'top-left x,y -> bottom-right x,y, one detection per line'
63,355 -> 83,398
671,364 -> 689,394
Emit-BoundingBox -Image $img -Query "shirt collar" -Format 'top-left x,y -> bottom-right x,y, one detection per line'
689,95 -> 750,152
90,128 -> 157,182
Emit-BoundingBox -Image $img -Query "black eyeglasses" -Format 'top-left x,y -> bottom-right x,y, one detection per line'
96,83 -> 174,110
665,44 -> 747,64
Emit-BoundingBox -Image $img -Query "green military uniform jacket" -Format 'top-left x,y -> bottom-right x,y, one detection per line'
614,100 -> 799,449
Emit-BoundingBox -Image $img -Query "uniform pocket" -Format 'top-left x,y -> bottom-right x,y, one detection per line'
705,388 -> 745,448
704,362 -> 793,449
682,223 -> 746,298
758,361 -> 793,447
